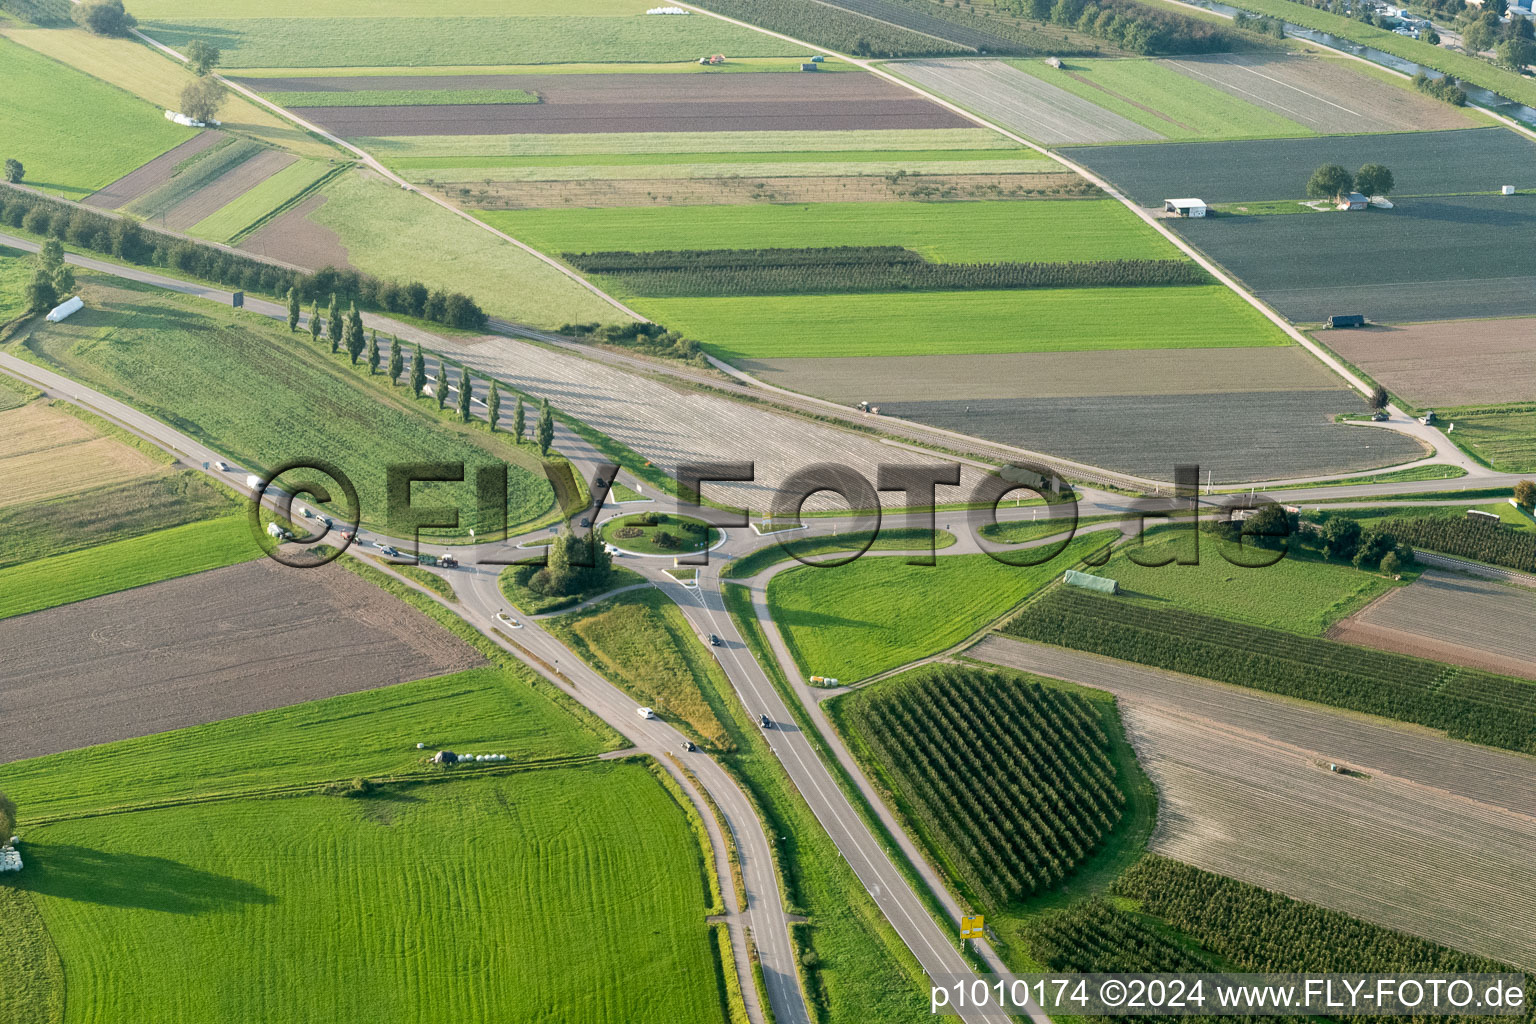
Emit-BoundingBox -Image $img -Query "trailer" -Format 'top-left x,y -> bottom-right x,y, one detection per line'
1326,314 -> 1366,328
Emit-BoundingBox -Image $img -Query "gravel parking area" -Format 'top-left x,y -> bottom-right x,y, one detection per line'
1319,318 -> 1536,405
278,71 -> 966,136
1162,53 -> 1472,134
896,59 -> 1161,144
0,559 -> 485,762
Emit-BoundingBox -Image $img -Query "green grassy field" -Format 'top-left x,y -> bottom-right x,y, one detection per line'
0,470 -> 240,569
233,57 -> 860,77
546,588 -> 735,749
602,512 -> 718,555
1010,58 -> 1315,141
0,665 -> 606,819
308,170 -> 617,327
0,515 -> 258,620
0,36 -> 187,198
269,88 -> 539,107
641,285 -> 1289,360
138,16 -> 802,69
0,884 -> 62,1024
722,527 -> 956,579
9,765 -> 726,1024
365,127 -> 1023,159
11,279 -> 557,534
1441,404 -> 1536,472
1093,528 -> 1397,635
498,561 -> 645,614
768,536 -> 1110,683
187,158 -> 337,242
0,247 -> 35,323
481,199 -> 1178,264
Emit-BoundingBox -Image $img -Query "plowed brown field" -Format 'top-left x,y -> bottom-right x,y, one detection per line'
1321,319 -> 1536,406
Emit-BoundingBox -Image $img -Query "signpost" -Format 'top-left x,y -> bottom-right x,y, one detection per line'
960,915 -> 984,942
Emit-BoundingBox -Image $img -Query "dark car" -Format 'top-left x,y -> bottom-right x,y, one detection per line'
709,634 -> 722,647
683,740 -> 697,752
579,517 -> 591,528
759,714 -> 771,729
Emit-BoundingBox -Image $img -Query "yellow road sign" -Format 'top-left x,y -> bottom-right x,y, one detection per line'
960,915 -> 984,940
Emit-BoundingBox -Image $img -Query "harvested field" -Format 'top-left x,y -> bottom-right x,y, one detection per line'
403,154 -> 1056,184
365,126 -> 1021,158
82,131 -> 226,210
812,0 -> 1027,52
0,403 -> 163,508
1329,570 -> 1536,679
1064,127 -> 1536,206
1319,318 -> 1536,406
0,558 -> 486,763
1161,53 -> 1473,134
290,71 -> 965,136
1175,195 -> 1536,323
970,635 -> 1536,970
159,149 -> 298,231
895,59 -> 1162,145
859,389 -> 1424,481
739,347 -> 1342,400
458,172 -> 1089,209
239,192 -> 353,269
187,158 -> 336,243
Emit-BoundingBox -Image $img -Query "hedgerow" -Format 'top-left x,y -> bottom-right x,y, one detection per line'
1002,588 -> 1536,753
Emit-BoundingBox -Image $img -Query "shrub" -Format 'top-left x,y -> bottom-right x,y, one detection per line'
72,0 -> 135,36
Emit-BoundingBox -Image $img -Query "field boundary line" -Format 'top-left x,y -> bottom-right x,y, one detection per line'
114,16 -> 647,323
672,1 -> 1451,461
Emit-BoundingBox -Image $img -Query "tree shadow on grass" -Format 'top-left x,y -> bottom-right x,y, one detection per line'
10,844 -> 275,914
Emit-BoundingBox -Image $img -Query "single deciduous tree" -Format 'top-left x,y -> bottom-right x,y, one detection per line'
180,76 -> 226,124
388,335 -> 403,384
1380,550 -> 1403,576
72,0 -> 135,36
1307,164 -> 1354,201
536,398 -> 553,456
410,345 -> 426,397
512,395 -> 525,441
457,366 -> 472,422
185,38 -> 220,75
1515,479 -> 1536,509
367,328 -> 380,375
1368,383 -> 1389,410
286,286 -> 300,332
487,379 -> 500,432
2,159 -> 21,184
1496,36 -> 1536,70
1354,164 -> 1395,197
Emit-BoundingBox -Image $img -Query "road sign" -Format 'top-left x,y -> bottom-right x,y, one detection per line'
960,915 -> 984,940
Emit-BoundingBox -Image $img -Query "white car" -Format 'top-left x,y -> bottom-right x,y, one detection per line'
637,707 -> 656,720
214,461 -> 229,472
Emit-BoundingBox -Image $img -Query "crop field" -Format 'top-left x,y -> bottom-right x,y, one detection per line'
1330,571 -> 1536,680
12,281 -> 557,533
546,589 -> 735,749
1064,127 -> 1536,206
1008,57 -> 1314,141
895,59 -> 1162,145
1092,528 -> 1396,634
158,150 -> 300,232
641,286 -> 1292,361
280,171 -> 618,326
1319,319 -> 1536,406
365,126 -> 1023,160
10,765 -> 727,1024
0,21 -> 340,159
1002,587 -> 1536,752
1436,404 -> 1536,472
971,636 -> 1536,969
0,35 -> 187,197
0,249 -> 33,323
768,537 -> 1110,683
0,515 -> 259,621
136,15 -> 802,69
0,402 -> 165,508
267,87 -> 540,108
482,199 -> 1170,264
82,132 -> 228,210
273,71 -> 966,137
836,663 -> 1124,905
1174,195 -> 1536,324
1160,53 -> 1475,134
0,558 -> 488,763
240,192 -> 353,269
121,138 -> 267,221
0,471 -> 240,570
400,154 -> 1056,185
187,159 -> 337,242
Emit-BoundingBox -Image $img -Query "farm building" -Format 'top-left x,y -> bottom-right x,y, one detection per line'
1064,569 -> 1119,594
1164,198 -> 1207,218
1338,192 -> 1369,211
0,847 -> 21,873
1326,314 -> 1366,328
45,295 -> 83,322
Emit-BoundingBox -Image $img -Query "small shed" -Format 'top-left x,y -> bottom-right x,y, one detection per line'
0,848 -> 21,874
1064,569 -> 1119,594
1164,198 -> 1207,218
46,295 -> 83,323
1338,192 -> 1368,211
800,62 -> 819,71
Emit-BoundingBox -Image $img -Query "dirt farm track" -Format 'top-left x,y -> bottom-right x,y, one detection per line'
972,636 -> 1536,970
0,559 -> 486,763
263,71 -> 968,136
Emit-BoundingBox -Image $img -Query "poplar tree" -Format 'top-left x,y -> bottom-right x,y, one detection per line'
410,345 -> 426,397
487,379 -> 500,432
345,305 -> 365,364
435,365 -> 449,409
326,294 -> 342,354
367,329 -> 380,375
536,398 -> 553,456
512,395 -> 525,441
388,335 -> 403,384
457,367 -> 472,422
308,302 -> 321,345
286,287 -> 300,332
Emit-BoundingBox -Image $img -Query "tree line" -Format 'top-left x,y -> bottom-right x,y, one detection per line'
560,322 -> 710,368
0,184 -> 488,330
565,246 -> 927,273
1378,510 -> 1536,573
1002,0 -> 1254,54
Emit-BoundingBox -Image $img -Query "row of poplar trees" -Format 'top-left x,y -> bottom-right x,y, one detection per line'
284,286 -> 553,453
